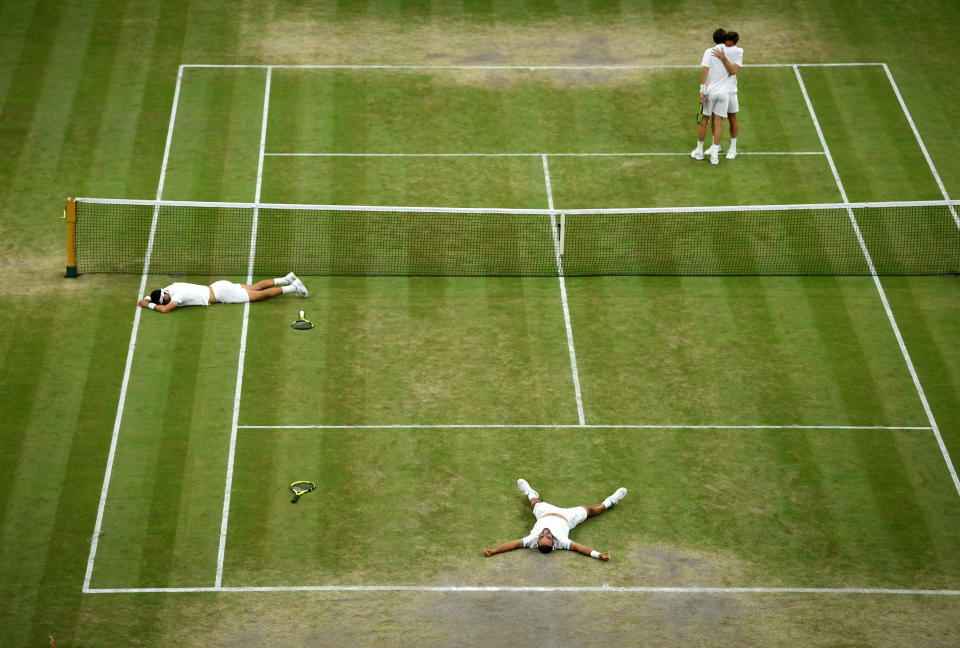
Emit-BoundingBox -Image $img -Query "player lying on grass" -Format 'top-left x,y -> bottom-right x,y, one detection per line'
137,272 -> 308,313
483,479 -> 627,561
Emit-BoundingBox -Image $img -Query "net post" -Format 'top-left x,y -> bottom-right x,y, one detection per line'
64,197 -> 78,278
558,211 -> 566,256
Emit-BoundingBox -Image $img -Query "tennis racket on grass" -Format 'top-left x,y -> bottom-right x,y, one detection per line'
291,310 -> 313,330
290,481 -> 316,503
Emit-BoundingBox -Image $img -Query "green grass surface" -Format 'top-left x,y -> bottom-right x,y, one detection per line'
2,1 -> 960,646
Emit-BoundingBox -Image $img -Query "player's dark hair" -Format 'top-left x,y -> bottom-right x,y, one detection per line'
725,31 -> 739,44
150,289 -> 163,304
713,28 -> 726,44
538,543 -> 552,554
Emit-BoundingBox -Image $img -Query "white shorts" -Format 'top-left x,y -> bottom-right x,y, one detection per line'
210,280 -> 249,304
533,502 -> 588,530
728,92 -> 739,114
704,92 -> 730,118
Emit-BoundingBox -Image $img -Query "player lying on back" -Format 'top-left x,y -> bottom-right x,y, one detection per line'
137,272 -> 308,313
483,479 -> 627,561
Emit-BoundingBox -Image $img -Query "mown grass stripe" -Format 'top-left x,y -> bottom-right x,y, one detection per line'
0,0 -> 66,189
137,314 -> 207,586
25,306 -> 136,646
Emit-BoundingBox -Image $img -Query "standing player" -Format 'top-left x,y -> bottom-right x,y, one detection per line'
714,31 -> 743,159
691,28 -> 740,165
137,272 -> 308,313
483,479 -> 627,561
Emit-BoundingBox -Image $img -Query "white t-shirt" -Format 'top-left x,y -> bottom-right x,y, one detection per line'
714,46 -> 743,95
521,516 -> 572,552
165,282 -> 211,307
701,44 -> 742,95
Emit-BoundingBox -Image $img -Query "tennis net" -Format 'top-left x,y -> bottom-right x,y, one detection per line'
66,198 -> 960,277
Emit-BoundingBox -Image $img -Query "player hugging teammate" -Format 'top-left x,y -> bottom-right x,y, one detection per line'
692,28 -> 743,165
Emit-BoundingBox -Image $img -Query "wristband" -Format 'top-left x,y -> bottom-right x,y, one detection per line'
590,550 -> 600,559
699,84 -> 706,94
148,303 -> 156,310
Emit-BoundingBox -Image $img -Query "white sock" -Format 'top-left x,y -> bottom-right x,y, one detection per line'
274,277 -> 290,286
729,138 -> 737,149
281,285 -> 296,294
696,141 -> 703,153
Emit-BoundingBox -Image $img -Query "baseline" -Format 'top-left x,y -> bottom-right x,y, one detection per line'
264,152 -> 826,157
237,424 -> 931,431
84,585 -> 960,596
181,63 -> 885,70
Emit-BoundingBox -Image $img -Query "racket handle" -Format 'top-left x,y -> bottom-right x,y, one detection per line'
299,310 -> 304,319
291,496 -> 299,503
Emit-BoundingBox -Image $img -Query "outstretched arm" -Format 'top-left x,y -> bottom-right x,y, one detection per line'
483,539 -> 523,557
569,541 -> 610,561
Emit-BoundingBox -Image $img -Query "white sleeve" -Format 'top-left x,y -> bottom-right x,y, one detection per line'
700,49 -> 712,67
731,48 -> 743,68
520,534 -> 536,549
555,538 -> 572,551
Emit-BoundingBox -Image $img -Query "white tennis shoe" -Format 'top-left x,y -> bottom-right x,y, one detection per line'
690,147 -> 704,161
282,272 -> 297,285
517,478 -> 539,500
292,277 -> 309,298
725,147 -> 737,160
610,487 -> 627,504
710,147 -> 719,165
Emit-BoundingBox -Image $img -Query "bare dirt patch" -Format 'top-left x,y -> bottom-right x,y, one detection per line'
241,14 -> 802,68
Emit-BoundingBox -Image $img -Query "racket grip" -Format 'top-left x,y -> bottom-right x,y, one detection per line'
291,496 -> 299,503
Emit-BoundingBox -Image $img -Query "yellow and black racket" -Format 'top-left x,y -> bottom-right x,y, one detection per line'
291,310 -> 313,330
290,480 -> 315,503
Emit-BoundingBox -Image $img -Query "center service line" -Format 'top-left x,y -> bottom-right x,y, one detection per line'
542,154 -> 585,426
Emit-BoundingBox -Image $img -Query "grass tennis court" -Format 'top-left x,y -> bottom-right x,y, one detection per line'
3,1 -> 960,646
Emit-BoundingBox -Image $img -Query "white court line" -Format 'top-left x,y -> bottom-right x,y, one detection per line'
794,66 -> 960,499
181,63 -> 885,70
881,64 -> 959,229
83,585 -> 960,596
542,154 -> 585,426
215,66 -> 273,590
82,66 -> 186,594
237,424 -> 931,430
264,151 -> 826,157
